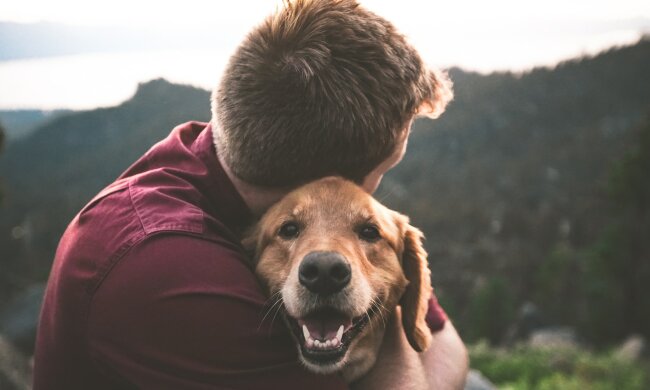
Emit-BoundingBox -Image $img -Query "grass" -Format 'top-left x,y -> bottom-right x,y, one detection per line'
469,341 -> 649,390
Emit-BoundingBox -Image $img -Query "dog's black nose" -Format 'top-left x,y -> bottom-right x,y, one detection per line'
299,251 -> 351,295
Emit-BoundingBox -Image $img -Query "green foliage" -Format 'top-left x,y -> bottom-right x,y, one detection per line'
578,118 -> 650,343
534,243 -> 581,323
579,229 -> 630,342
609,118 -> 650,209
470,343 -> 649,390
532,120 -> 650,344
466,277 -> 515,344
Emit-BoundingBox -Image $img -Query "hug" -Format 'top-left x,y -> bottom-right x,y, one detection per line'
33,0 -> 468,388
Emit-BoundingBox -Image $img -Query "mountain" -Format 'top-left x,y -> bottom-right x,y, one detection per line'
379,38 -> 650,343
1,39 -> 650,349
386,38 -> 650,281
0,79 -> 210,300
0,110 -> 72,142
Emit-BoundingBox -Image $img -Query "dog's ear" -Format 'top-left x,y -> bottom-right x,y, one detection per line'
241,224 -> 263,264
399,223 -> 433,352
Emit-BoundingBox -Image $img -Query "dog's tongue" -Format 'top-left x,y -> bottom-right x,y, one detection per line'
298,309 -> 352,341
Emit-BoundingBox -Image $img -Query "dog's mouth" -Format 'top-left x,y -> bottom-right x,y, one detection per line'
285,307 -> 373,366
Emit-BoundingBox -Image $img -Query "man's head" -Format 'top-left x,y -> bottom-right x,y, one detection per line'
212,0 -> 452,189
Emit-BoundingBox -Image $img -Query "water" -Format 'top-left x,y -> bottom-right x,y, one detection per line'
0,49 -> 229,110
0,29 -> 644,110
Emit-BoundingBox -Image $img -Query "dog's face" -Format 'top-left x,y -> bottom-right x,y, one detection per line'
246,177 -> 432,378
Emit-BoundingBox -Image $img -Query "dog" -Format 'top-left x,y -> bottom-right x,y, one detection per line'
244,177 -> 434,382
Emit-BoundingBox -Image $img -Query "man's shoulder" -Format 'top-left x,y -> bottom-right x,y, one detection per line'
53,118 -> 253,313
100,233 -> 261,303
127,172 -> 205,236
73,162 -> 233,254
57,167 -> 242,294
87,232 -> 254,305
69,174 -> 205,254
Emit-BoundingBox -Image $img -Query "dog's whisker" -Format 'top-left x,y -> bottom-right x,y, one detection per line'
258,294 -> 284,331
370,298 -> 388,329
371,301 -> 384,328
378,301 -> 390,325
268,298 -> 285,332
258,304 -> 280,331
365,299 -> 381,332
367,305 -> 377,331
264,290 -> 283,306
261,291 -> 282,313
366,310 -> 375,332
376,186 -> 396,202
262,291 -> 283,312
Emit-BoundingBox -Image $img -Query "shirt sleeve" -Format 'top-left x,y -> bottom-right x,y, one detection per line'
86,234 -> 348,390
425,292 -> 448,332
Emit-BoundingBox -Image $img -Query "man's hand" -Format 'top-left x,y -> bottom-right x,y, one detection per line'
352,307 -> 468,390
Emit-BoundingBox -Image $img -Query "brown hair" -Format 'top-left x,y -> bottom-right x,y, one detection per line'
212,0 -> 452,187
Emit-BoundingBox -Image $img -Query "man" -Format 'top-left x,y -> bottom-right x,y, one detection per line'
34,0 -> 468,388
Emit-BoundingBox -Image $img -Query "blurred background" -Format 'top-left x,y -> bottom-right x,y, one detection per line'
1,1 -> 650,388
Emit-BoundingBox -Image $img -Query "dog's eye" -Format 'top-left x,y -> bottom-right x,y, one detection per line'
278,222 -> 300,239
359,224 -> 381,242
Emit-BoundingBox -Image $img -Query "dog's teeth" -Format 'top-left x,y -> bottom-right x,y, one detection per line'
302,325 -> 344,349
336,325 -> 344,342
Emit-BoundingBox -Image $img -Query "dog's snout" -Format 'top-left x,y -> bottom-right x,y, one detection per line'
299,251 -> 351,295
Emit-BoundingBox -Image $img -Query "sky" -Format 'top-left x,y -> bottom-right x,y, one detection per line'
2,0 -> 649,29
0,0 -> 649,109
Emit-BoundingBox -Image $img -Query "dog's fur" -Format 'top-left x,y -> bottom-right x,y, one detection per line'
245,177 -> 433,382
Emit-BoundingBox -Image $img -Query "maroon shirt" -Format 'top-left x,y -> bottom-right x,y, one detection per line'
33,121 -> 447,389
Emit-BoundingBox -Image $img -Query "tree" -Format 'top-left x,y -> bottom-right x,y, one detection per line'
0,122 -> 4,205
581,115 -> 650,343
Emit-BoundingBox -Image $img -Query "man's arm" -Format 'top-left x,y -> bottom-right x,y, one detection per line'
352,307 -> 468,390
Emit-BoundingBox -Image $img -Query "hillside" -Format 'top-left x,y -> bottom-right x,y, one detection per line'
1,39 -> 650,349
381,38 -> 650,342
0,110 -> 72,142
0,79 -> 211,299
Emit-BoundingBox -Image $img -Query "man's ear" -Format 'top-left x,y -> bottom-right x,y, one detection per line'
399,223 -> 433,352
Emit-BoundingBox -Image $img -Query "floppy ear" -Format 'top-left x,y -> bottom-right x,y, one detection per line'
241,224 -> 263,264
400,224 -> 433,352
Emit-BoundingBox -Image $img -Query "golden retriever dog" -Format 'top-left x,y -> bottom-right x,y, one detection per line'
245,177 -> 433,381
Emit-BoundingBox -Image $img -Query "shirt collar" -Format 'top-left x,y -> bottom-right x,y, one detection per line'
192,122 -> 253,235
